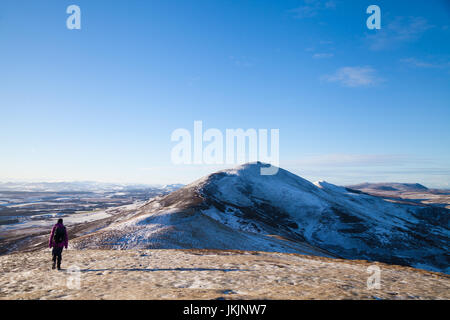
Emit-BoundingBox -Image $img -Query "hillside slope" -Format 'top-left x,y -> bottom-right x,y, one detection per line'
71,163 -> 449,273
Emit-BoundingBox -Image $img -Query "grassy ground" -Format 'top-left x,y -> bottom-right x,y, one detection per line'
0,249 -> 448,300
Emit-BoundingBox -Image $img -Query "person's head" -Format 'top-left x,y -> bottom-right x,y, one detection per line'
57,218 -> 63,225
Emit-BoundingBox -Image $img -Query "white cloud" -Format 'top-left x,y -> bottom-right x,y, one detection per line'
322,66 -> 381,87
229,55 -> 254,68
283,155 -> 450,188
313,53 -> 334,59
400,57 -> 450,69
289,0 -> 336,19
324,1 -> 336,9
400,57 -> 435,68
366,16 -> 434,51
284,154 -> 414,167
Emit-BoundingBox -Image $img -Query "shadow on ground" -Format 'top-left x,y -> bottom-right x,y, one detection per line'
79,268 -> 250,272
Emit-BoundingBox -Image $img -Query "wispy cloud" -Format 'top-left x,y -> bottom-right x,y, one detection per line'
313,53 -> 334,59
366,16 -> 434,50
289,0 -> 336,19
187,75 -> 200,87
307,39 -> 335,59
287,167 -> 450,189
284,154 -> 415,168
283,154 -> 449,188
322,66 -> 381,87
229,55 -> 254,68
400,57 -> 450,69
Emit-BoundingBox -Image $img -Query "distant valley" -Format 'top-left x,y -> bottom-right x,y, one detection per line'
0,183 -> 183,254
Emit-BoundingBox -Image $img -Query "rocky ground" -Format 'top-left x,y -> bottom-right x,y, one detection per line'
0,249 -> 448,300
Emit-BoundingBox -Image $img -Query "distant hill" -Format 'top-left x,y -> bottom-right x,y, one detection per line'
0,181 -> 184,193
347,182 -> 429,192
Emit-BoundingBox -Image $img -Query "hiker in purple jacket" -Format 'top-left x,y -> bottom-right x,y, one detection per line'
49,218 -> 68,270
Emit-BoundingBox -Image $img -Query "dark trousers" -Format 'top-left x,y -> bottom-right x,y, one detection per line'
52,247 -> 63,268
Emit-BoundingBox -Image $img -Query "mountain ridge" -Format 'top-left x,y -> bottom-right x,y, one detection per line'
71,162 -> 449,274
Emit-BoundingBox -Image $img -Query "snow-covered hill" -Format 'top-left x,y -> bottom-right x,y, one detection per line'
72,162 -> 449,273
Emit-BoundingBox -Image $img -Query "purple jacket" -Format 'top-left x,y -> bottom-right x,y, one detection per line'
49,223 -> 68,249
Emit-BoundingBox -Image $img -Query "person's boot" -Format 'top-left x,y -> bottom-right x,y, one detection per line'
52,262 -> 56,270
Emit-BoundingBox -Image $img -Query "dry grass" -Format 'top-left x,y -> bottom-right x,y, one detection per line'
0,249 -> 448,300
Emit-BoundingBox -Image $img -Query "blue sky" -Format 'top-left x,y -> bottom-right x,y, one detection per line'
1,0 -> 449,187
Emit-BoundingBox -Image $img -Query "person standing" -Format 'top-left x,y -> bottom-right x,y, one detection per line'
49,218 -> 68,270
